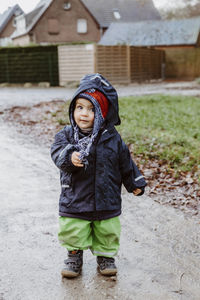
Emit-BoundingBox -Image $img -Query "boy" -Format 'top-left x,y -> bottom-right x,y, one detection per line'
51,73 -> 146,278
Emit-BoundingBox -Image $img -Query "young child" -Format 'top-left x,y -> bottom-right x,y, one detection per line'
51,73 -> 146,278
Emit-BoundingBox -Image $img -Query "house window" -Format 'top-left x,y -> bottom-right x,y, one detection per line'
77,19 -> 87,34
113,10 -> 121,20
15,14 -> 26,32
63,2 -> 71,10
48,19 -> 59,34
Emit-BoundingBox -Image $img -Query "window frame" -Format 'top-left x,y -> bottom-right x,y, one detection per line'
77,18 -> 87,34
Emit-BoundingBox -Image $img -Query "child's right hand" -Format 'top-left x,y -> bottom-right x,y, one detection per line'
133,188 -> 142,196
71,151 -> 84,167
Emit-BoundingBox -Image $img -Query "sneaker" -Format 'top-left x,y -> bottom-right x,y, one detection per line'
97,256 -> 117,276
61,250 -> 83,278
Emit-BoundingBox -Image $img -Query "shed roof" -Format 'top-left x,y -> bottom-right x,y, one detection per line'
0,4 -> 23,34
12,0 -> 160,39
99,17 -> 200,46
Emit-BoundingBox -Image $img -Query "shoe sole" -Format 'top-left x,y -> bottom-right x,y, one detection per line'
98,267 -> 117,276
61,270 -> 81,278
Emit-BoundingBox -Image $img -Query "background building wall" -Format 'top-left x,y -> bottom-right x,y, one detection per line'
0,16 -> 16,38
32,0 -> 101,44
165,48 -> 200,79
13,34 -> 30,46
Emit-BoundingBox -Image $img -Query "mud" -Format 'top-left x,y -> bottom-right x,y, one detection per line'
1,82 -> 200,299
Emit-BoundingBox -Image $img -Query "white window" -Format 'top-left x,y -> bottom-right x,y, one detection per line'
113,10 -> 121,20
63,2 -> 71,10
15,14 -> 26,33
77,19 -> 87,34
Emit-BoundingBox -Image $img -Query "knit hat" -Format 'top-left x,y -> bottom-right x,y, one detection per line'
78,89 -> 109,119
70,88 -> 109,167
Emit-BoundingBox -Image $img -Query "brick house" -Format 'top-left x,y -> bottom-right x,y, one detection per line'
0,5 -> 23,46
11,0 -> 160,46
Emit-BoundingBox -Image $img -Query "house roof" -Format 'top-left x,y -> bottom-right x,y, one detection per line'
12,0 -> 160,39
99,17 -> 200,47
0,4 -> 23,34
25,5 -> 47,28
81,0 -> 161,28
12,0 -> 52,39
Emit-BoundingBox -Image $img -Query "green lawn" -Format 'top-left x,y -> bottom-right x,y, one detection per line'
57,94 -> 199,177
117,94 -> 200,174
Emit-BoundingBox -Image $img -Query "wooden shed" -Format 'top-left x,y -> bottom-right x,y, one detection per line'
99,17 -> 200,80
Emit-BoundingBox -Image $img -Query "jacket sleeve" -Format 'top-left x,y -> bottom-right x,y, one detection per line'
119,139 -> 147,195
50,127 -> 78,173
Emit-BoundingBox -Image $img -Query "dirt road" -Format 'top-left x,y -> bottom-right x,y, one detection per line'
0,82 -> 200,300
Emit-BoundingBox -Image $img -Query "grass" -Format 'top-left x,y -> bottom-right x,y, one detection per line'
52,102 -> 70,125
117,94 -> 200,174
56,94 -> 200,176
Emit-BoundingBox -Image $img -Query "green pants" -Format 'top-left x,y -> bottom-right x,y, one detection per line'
58,216 -> 121,257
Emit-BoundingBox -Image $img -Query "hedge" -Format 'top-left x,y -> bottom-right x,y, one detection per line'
0,45 -> 58,86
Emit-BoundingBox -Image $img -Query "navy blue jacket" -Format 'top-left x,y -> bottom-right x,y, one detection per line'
50,73 -> 147,215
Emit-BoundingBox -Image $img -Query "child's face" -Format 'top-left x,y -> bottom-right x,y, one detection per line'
74,98 -> 95,129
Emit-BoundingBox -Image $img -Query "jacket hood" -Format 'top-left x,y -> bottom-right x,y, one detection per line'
69,73 -> 121,126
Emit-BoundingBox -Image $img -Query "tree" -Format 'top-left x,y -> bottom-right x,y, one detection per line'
159,0 -> 200,19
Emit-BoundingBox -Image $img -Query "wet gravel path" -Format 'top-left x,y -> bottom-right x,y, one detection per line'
0,82 -> 200,299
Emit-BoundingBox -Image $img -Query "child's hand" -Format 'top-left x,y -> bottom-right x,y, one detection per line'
71,152 -> 84,167
133,188 -> 142,196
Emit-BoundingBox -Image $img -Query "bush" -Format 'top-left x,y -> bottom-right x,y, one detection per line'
0,45 -> 58,86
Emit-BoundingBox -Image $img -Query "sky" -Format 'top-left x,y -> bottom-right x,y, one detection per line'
0,0 -> 199,14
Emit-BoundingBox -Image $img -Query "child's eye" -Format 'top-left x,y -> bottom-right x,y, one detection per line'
90,107 -> 95,112
77,105 -> 83,110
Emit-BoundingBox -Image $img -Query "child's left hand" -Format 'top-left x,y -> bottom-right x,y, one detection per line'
133,188 -> 142,196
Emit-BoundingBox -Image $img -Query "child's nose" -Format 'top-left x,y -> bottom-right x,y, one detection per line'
81,108 -> 89,115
